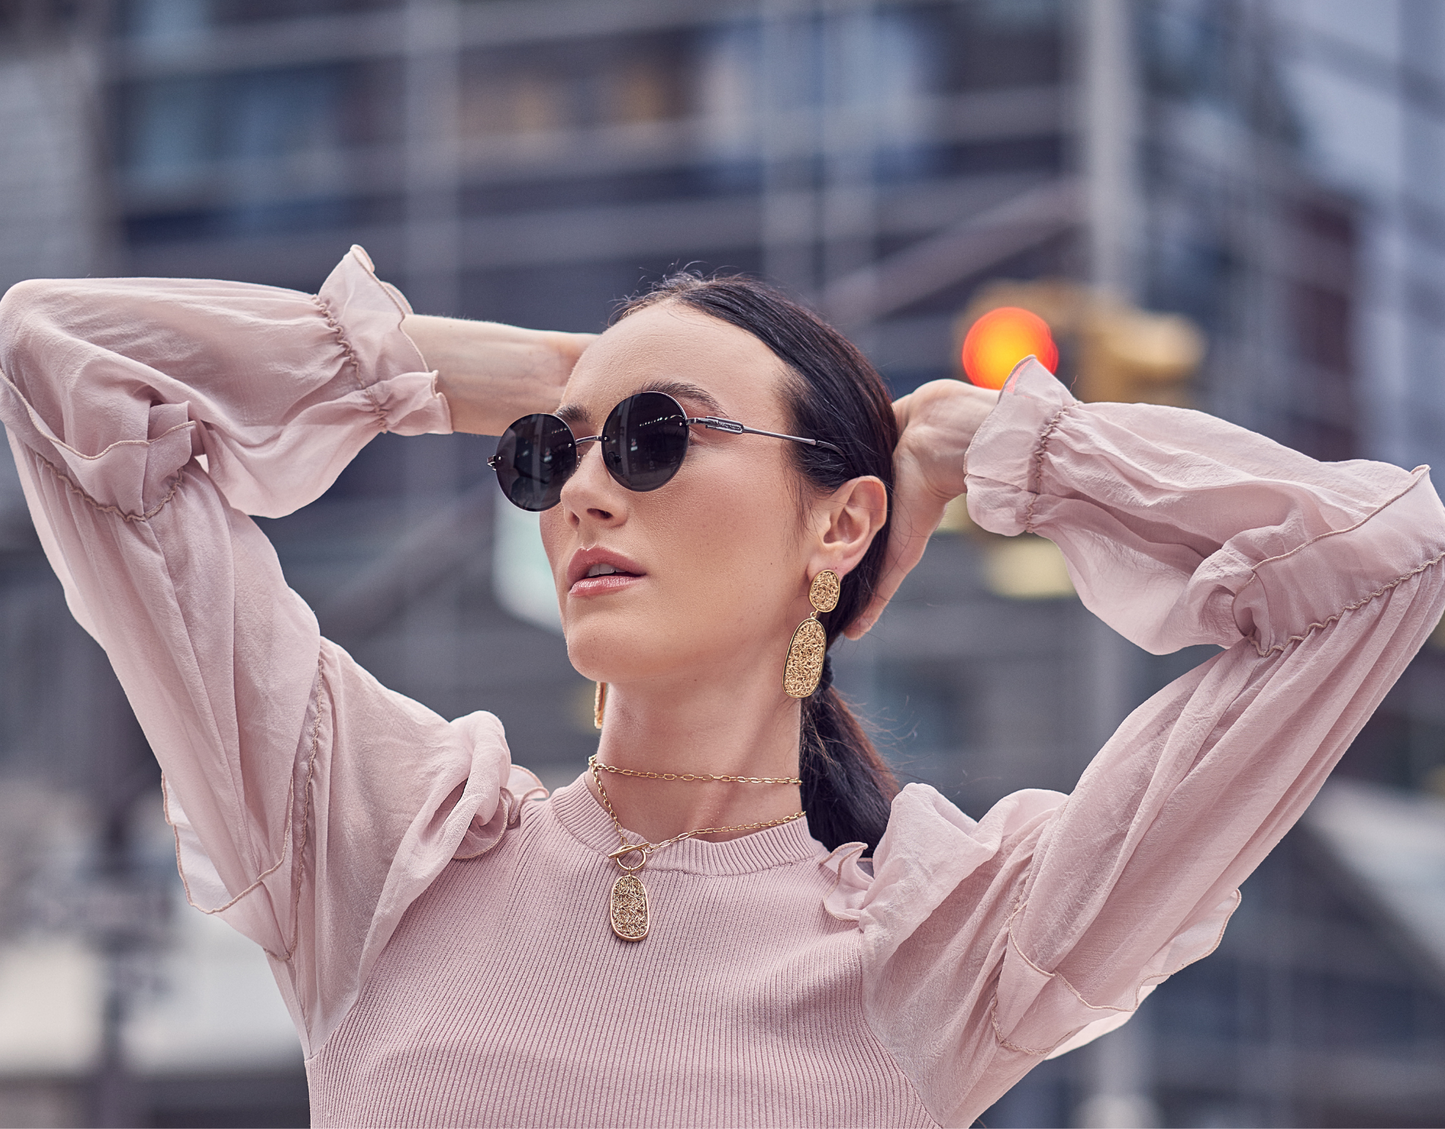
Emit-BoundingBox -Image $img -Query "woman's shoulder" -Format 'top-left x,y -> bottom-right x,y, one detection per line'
822,783 -> 1065,930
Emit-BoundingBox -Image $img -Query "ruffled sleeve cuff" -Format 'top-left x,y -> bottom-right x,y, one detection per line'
315,246 -> 452,437
962,357 -> 1075,538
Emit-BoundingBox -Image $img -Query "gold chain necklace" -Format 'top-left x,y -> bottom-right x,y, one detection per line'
588,754 -> 806,941
591,759 -> 802,786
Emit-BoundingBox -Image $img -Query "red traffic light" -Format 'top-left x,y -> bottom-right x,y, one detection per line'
961,306 -> 1058,390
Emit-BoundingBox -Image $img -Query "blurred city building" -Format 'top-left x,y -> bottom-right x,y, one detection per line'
0,0 -> 1443,1126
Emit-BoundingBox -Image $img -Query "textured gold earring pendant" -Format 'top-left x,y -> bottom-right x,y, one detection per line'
783,570 -> 840,698
594,682 -> 608,729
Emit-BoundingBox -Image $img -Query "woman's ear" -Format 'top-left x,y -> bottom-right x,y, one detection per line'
809,475 -> 888,578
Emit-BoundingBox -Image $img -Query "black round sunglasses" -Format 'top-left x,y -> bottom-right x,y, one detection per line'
488,390 -> 843,512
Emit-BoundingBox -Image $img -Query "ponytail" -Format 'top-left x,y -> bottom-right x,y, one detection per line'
800,662 -> 896,852
615,273 -> 902,852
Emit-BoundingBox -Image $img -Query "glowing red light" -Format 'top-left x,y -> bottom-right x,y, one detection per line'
961,306 -> 1059,390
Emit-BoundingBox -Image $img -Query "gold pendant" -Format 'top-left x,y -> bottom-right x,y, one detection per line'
610,873 -> 649,941
783,617 -> 827,698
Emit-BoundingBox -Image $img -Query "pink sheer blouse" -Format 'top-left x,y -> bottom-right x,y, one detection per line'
2,247 -> 1442,1127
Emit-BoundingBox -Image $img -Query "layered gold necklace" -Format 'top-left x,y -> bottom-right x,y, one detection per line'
588,754 -> 805,941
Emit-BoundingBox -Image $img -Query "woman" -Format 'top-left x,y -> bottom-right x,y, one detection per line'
1,245 -> 1441,1128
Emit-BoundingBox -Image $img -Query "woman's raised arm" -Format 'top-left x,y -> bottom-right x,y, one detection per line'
0,246 -> 571,1054
831,360 -> 1445,1125
403,312 -> 590,435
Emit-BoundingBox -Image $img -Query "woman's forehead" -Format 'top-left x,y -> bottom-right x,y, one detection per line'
565,302 -> 787,415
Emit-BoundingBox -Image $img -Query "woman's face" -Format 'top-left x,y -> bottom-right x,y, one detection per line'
539,301 -> 821,689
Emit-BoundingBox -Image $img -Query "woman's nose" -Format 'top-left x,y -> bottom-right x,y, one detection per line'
560,440 -> 624,525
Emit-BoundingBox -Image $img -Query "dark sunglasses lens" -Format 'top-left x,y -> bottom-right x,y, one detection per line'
493,414 -> 576,511
601,392 -> 689,491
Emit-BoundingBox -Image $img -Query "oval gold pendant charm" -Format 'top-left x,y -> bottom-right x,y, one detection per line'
783,617 -> 828,698
610,874 -> 649,941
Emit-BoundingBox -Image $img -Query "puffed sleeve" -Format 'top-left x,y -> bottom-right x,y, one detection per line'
0,246 -> 541,1055
826,360 -> 1445,1126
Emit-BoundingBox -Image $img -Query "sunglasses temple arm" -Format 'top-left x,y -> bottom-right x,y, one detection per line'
690,417 -> 843,457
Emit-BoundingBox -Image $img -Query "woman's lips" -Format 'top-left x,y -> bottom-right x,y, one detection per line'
566,547 -> 647,595
569,572 -> 644,598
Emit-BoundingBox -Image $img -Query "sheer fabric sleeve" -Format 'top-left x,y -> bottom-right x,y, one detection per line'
0,246 -> 535,1055
825,360 -> 1445,1125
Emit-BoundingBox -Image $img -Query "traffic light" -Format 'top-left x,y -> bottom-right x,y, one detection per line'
945,281 -> 1205,601
953,280 -> 1205,406
961,306 -> 1058,389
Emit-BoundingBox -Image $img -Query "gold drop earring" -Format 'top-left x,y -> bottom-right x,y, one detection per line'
594,682 -> 608,729
783,570 -> 840,698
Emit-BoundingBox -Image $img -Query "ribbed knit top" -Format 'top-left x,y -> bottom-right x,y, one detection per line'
307,777 -> 936,1127
3,247 -> 1444,1126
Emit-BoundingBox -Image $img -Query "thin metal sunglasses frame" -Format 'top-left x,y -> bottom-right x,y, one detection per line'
567,414 -> 844,454
487,403 -> 845,474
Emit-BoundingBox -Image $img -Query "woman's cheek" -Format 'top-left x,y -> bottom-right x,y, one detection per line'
684,500 -> 800,635
537,511 -> 569,595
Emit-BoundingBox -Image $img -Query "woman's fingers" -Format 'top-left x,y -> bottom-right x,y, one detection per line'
847,380 -> 999,638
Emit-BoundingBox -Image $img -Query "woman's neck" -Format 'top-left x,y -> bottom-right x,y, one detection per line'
585,662 -> 804,844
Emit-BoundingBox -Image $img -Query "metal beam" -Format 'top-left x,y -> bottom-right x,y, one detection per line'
820,176 -> 1082,328
111,0 -> 748,80
113,0 -> 962,81
124,169 -> 1058,282
115,85 -> 1063,214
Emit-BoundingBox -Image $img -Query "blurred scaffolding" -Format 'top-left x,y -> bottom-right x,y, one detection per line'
1,1 -> 1444,1126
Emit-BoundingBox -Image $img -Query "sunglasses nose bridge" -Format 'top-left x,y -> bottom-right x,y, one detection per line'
569,435 -> 604,478
557,432 -> 626,514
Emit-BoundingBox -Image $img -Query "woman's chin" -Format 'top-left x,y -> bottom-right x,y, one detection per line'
564,625 -> 717,688
564,622 -> 662,685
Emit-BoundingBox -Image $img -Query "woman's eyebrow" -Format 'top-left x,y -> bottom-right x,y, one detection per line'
555,402 -> 592,430
554,381 -> 725,431
641,379 -> 723,415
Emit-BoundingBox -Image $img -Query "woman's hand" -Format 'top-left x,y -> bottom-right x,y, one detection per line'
402,314 -> 596,436
848,378 -> 1000,638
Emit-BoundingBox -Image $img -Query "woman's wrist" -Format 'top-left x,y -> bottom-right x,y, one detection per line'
893,379 -> 1000,502
401,313 -> 594,435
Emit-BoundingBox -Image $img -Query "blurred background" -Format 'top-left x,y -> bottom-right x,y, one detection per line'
1,0 -> 1445,1125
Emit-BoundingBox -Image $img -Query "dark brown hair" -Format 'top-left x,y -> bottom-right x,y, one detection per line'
614,273 -> 900,852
